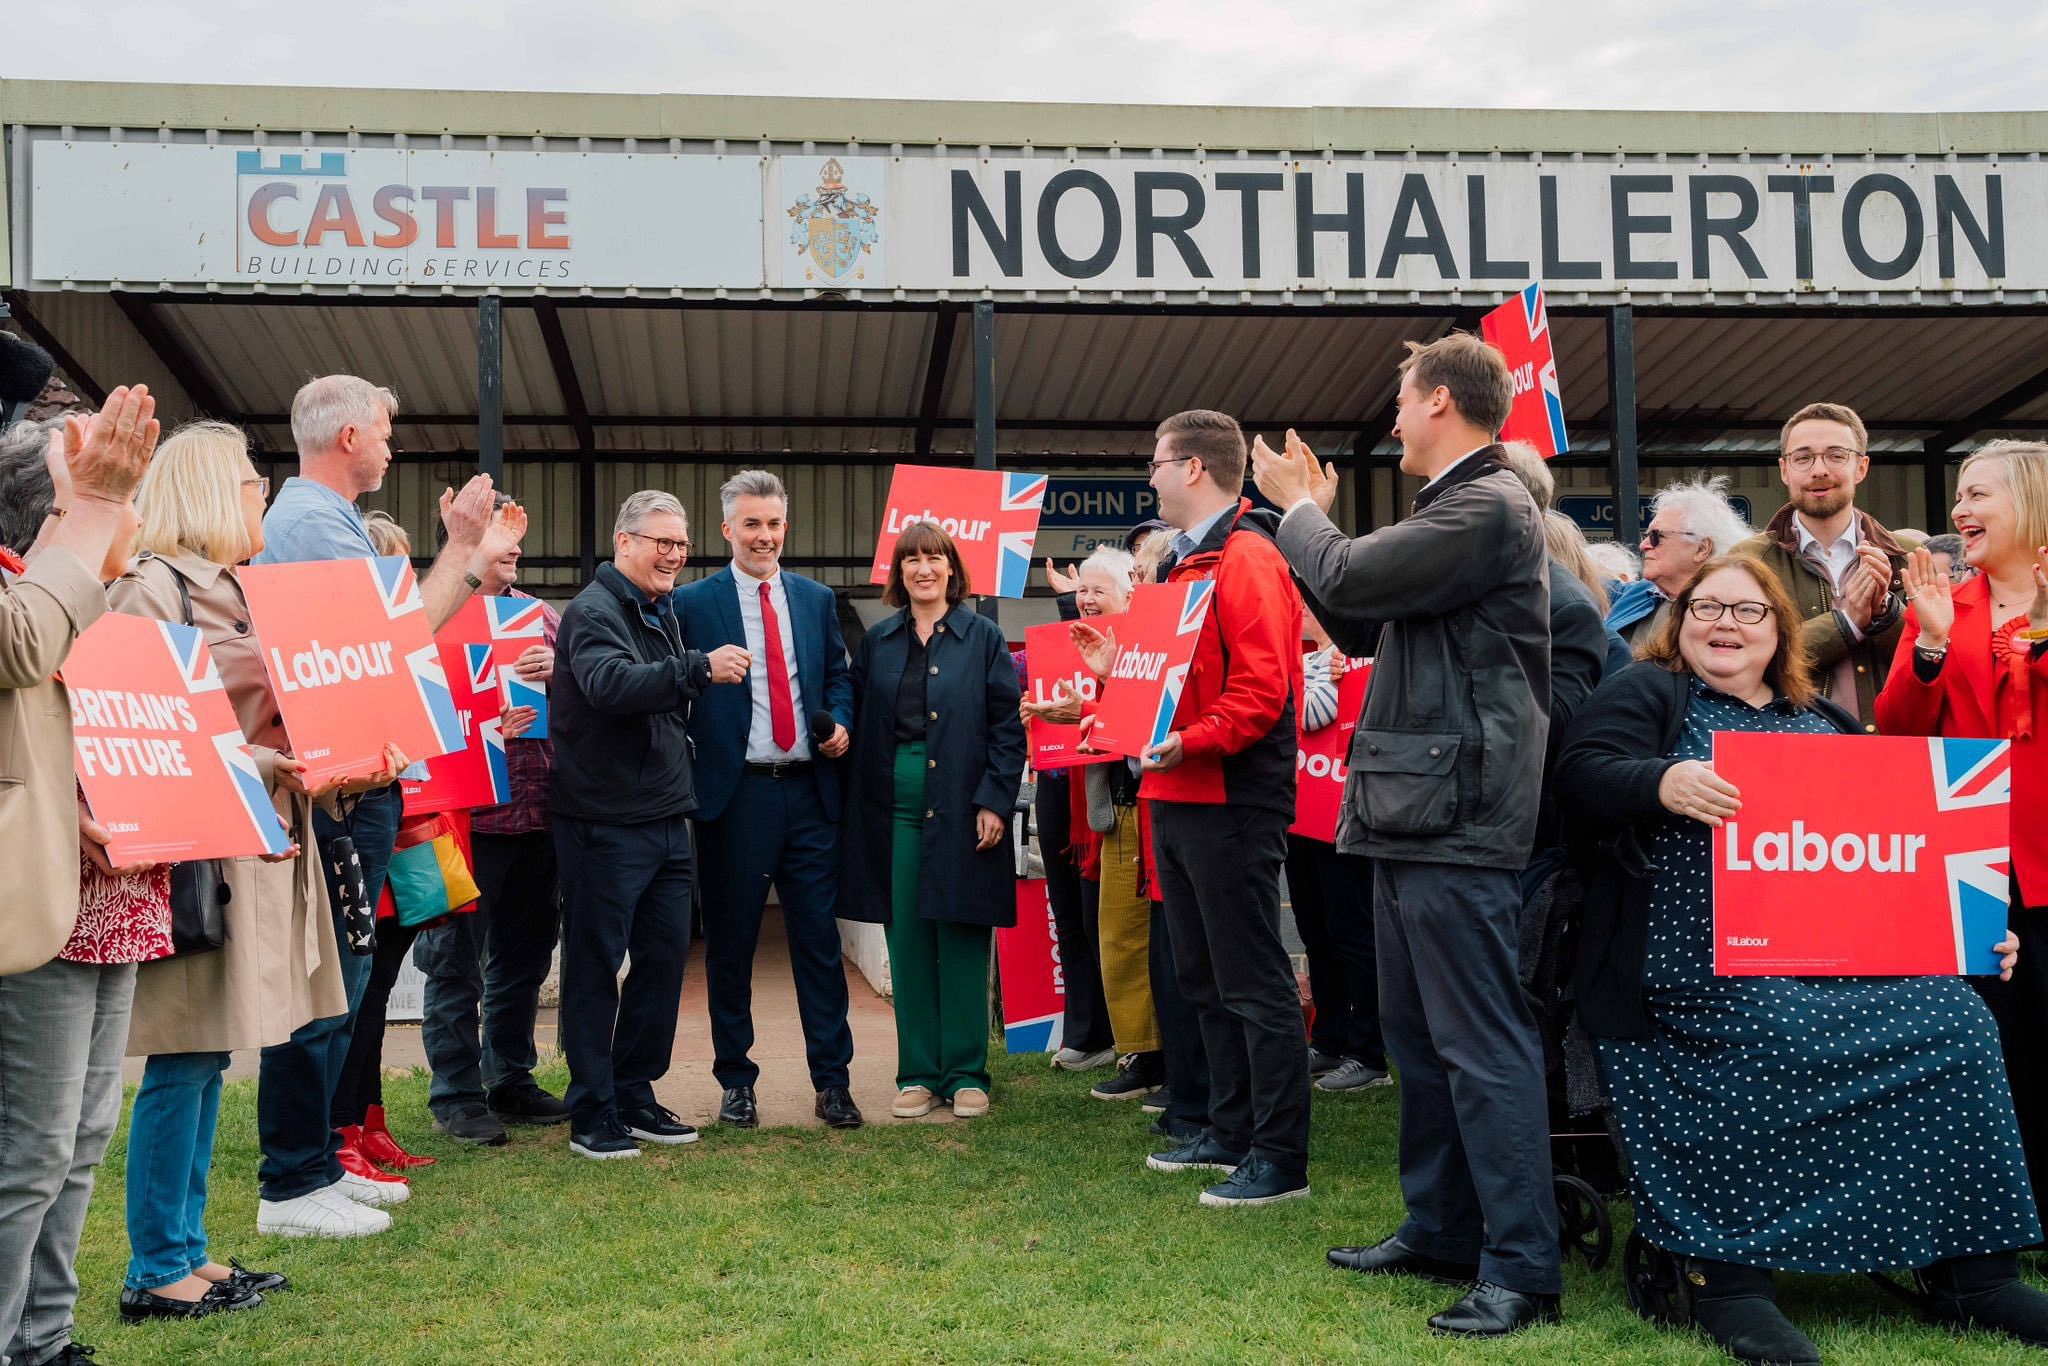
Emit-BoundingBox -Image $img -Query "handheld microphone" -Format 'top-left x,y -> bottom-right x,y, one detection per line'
0,332 -> 55,433
810,710 -> 838,744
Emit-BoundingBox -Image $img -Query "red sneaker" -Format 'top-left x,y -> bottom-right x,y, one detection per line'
359,1104 -> 436,1170
335,1126 -> 409,1186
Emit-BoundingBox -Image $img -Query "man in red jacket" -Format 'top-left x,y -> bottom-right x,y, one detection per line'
1084,409 -> 1310,1207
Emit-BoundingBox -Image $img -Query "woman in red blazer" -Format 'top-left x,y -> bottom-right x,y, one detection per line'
1878,437 -> 2048,1212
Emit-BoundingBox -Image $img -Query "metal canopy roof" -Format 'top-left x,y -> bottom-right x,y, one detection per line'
10,293 -> 2048,471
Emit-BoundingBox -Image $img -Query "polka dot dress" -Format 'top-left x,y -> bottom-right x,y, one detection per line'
1597,678 -> 2041,1273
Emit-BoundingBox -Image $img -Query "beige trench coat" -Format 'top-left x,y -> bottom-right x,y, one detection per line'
0,545 -> 106,975
109,550 -> 346,1055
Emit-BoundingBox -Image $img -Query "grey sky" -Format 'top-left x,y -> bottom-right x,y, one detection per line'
7,0 -> 2045,111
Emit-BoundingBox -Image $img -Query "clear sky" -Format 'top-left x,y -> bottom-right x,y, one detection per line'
7,0 -> 2043,112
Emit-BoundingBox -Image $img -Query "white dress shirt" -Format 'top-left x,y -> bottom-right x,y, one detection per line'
732,562 -> 810,763
1794,514 -> 1866,643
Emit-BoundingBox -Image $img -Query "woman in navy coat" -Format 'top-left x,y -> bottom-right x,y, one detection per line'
841,521 -> 1025,1120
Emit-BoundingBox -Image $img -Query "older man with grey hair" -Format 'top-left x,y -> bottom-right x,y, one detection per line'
552,490 -> 750,1160
1606,475 -> 1754,648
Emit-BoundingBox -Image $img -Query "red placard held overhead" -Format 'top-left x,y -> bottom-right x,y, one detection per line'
239,557 -> 465,786
66,613 -> 293,865
1290,658 -> 1372,844
399,601 -> 511,815
870,465 -> 1047,599
1023,618 -> 1120,771
1712,733 -> 2012,977
1480,283 -> 1569,458
1085,582 -> 1215,762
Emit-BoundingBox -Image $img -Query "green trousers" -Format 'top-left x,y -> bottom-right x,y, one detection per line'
888,741 -> 992,1097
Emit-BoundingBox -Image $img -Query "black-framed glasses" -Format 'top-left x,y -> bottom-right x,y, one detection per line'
1686,599 -> 1772,625
241,476 -> 271,498
1784,446 -> 1860,472
624,531 -> 692,557
1643,528 -> 1699,548
1145,454 -> 1197,472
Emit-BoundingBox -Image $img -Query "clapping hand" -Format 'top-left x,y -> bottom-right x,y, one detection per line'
63,384 -> 161,502
1250,428 -> 1339,515
1902,547 -> 1956,647
1044,559 -> 1080,594
477,500 -> 529,563
1068,620 -> 1118,680
439,475 -> 497,550
2028,546 -> 2048,639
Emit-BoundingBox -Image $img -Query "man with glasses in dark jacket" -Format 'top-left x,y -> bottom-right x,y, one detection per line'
1253,333 -> 1560,1338
552,491 -> 749,1161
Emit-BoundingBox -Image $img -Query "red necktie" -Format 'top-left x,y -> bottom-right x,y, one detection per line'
759,580 -> 797,752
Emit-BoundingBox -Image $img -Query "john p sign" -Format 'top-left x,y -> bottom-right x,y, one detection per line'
65,613 -> 293,865
870,465 -> 1047,599
1712,733 -> 2011,976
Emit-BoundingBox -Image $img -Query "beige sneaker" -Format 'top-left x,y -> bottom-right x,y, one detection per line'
950,1087 -> 990,1118
891,1086 -> 939,1119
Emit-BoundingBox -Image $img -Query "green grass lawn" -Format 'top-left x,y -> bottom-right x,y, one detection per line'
70,1052 -> 2041,1364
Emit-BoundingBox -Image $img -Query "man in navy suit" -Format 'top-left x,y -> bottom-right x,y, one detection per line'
675,470 -> 861,1130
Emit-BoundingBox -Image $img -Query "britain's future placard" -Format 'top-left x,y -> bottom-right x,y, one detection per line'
65,612 -> 293,865
870,465 -> 1047,599
1712,732 -> 2012,976
1084,582 -> 1216,762
239,556 -> 465,785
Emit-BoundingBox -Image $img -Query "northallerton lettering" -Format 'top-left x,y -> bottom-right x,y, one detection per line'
950,168 -> 2005,283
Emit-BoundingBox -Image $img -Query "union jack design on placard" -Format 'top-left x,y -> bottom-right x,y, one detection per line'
1933,737 -> 2013,972
481,597 -> 549,739
369,555 -> 426,619
211,731 -> 293,856
995,472 -> 1049,598
1146,583 -> 1216,749
1930,736 -> 2011,810
1480,282 -> 1570,459
406,642 -> 467,754
477,714 -> 511,804
159,620 -> 224,695
484,596 -> 547,640
464,643 -> 498,695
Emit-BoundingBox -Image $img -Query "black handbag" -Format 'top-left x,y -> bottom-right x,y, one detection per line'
163,561 -> 230,956
327,820 -> 376,956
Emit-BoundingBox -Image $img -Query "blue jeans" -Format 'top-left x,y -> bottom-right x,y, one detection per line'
256,785 -> 400,1201
124,1051 -> 232,1291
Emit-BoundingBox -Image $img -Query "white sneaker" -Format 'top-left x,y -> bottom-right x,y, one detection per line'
258,1186 -> 393,1238
332,1169 -> 410,1208
1051,1047 -> 1116,1072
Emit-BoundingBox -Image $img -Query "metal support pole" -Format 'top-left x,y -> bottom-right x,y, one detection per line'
972,300 -> 999,622
579,461 -> 599,584
1921,441 -> 1949,533
477,296 -> 504,484
1606,304 -> 1642,546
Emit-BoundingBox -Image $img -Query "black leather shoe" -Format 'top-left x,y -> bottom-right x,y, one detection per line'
119,1282 -> 261,1321
719,1086 -> 759,1129
815,1086 -> 863,1130
1688,1259 -> 1819,1365
1327,1235 -> 1479,1285
488,1081 -> 570,1126
224,1256 -> 289,1296
1427,1282 -> 1561,1337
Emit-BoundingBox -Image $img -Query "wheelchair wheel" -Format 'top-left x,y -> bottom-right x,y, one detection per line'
1622,1230 -> 1695,1327
1553,1173 -> 1612,1270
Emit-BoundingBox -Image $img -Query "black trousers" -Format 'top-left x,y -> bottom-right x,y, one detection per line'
1038,772 -> 1112,1053
1149,897 -> 1210,1130
1285,835 -> 1385,1068
1376,857 -> 1560,1294
697,772 -> 855,1092
1972,881 -> 2048,1211
329,919 -> 423,1128
1149,800 -> 1309,1171
554,813 -> 694,1128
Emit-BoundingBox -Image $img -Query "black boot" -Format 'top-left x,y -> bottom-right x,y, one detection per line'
1685,1258 -> 1819,1366
1919,1252 -> 2048,1347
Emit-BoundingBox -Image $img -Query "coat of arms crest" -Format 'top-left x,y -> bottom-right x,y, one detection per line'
787,158 -> 880,284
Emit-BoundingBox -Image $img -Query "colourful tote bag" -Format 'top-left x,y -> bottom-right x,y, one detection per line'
384,812 -> 481,928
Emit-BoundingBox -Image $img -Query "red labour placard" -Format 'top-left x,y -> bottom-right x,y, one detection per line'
1480,283 -> 1570,458
239,556 -> 465,786
1289,659 -> 1372,844
995,878 -> 1065,1053
66,612 -> 293,865
869,465 -> 1047,600
1024,618 -> 1119,771
399,599 -> 511,815
1711,732 -> 2012,976
1085,582 -> 1215,762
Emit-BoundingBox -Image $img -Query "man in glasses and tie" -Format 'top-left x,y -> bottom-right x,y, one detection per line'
1732,402 -> 1916,732
675,471 -> 863,1131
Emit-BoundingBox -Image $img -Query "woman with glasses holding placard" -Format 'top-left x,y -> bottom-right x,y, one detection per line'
1558,553 -> 2041,1365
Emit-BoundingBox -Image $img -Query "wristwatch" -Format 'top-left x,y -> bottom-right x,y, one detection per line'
463,570 -> 483,590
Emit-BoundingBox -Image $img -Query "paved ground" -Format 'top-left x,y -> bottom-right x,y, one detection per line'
125,910 -> 931,1130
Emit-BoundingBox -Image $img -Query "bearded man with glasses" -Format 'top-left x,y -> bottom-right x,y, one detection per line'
1733,402 -> 1918,732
